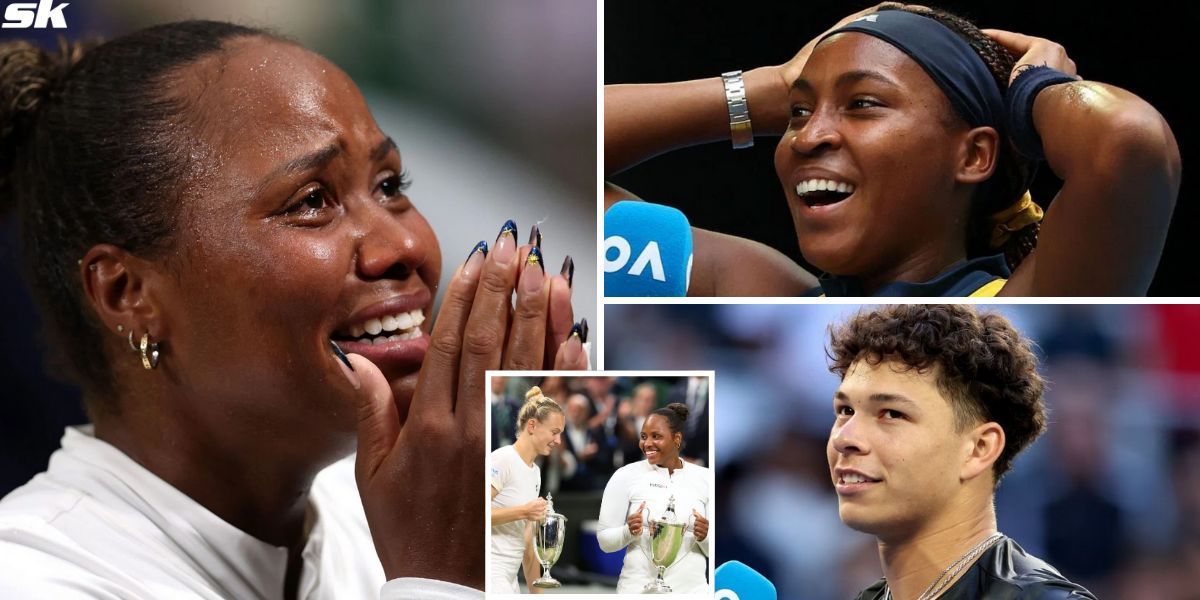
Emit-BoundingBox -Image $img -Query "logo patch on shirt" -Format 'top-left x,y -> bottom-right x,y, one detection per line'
649,482 -> 668,489
490,466 -> 499,477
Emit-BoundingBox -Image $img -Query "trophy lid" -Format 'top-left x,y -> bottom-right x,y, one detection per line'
544,494 -> 566,521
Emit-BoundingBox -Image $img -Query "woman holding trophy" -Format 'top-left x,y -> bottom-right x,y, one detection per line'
598,403 -> 712,594
489,387 -> 565,593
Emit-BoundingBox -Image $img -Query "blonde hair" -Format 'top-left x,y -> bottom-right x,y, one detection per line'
516,386 -> 563,437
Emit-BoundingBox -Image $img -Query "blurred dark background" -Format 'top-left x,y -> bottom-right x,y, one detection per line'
606,0 -> 1196,295
606,303 -> 1200,599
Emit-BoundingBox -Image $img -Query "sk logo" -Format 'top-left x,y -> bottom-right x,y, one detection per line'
2,0 -> 70,29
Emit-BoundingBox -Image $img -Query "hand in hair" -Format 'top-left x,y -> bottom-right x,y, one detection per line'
979,31 -> 1179,295
692,509 -> 709,542
981,29 -> 1078,85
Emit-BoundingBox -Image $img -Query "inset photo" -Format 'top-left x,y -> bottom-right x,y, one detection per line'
485,372 -> 714,597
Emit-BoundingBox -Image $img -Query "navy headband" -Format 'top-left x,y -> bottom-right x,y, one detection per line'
819,10 -> 1003,130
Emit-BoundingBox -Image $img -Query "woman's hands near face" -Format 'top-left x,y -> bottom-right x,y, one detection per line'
981,29 -> 1079,85
511,230 -> 588,371
344,222 -> 584,589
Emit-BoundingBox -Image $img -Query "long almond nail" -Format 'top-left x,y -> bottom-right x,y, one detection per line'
560,255 -> 574,288
462,240 -> 487,281
528,223 -> 542,249
569,318 -> 589,344
563,328 -> 582,365
523,246 -> 545,293
493,220 -> 517,264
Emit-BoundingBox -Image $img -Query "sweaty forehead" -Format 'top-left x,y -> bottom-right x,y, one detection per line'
805,33 -> 939,94
178,37 -> 375,156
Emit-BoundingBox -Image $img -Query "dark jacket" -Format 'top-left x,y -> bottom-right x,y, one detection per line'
853,536 -> 1097,599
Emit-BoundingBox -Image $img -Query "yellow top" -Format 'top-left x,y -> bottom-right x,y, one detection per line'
968,278 -> 1007,297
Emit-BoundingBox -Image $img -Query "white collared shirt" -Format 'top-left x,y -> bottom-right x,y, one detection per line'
597,459 -> 712,594
0,427 -> 480,599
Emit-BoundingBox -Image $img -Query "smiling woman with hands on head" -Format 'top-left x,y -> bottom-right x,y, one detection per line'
605,3 -> 1180,297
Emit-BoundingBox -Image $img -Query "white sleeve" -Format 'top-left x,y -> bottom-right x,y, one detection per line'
694,468 -> 712,556
488,449 -> 510,492
0,538 -> 136,599
380,578 -> 484,599
596,467 -> 634,553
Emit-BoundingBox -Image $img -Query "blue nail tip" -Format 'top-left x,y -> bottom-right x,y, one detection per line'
525,245 -> 544,270
497,219 -> 518,241
466,240 -> 488,262
329,339 -> 354,371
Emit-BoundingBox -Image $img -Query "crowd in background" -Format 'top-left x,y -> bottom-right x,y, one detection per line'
605,304 -> 1200,600
490,375 -> 711,494
489,375 -> 711,587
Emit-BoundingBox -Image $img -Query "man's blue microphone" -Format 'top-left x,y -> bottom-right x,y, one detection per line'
715,560 -> 777,600
603,200 -> 693,296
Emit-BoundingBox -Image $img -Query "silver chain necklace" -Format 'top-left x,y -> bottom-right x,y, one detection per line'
882,532 -> 1004,600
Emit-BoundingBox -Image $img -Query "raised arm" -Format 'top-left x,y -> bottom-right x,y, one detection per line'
605,4 -> 895,176
604,69 -> 790,176
986,30 -> 1182,296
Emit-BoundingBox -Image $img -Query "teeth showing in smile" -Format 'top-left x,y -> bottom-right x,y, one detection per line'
840,473 -> 875,485
796,179 -> 856,196
343,309 -> 425,344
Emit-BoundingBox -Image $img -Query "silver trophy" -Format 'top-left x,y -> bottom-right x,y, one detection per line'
532,494 -> 567,588
636,495 -> 693,594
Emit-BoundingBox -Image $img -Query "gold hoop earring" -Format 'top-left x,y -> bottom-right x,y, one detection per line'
139,333 -> 160,370
126,330 -> 161,369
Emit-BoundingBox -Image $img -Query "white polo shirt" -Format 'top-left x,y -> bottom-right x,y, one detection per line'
488,444 -> 541,593
597,459 -> 712,594
0,426 -> 480,599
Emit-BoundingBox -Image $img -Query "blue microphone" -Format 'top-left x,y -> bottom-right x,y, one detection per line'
715,560 -> 777,600
603,200 -> 693,296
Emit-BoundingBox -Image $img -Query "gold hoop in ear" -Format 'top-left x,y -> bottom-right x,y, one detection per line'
140,333 -> 160,370
132,332 -> 161,370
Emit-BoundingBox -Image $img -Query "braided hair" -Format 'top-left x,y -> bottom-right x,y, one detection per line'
884,5 -> 1039,270
0,22 -> 275,411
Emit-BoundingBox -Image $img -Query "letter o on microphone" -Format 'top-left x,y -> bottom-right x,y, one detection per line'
716,590 -> 741,600
603,201 -> 693,296
604,235 -> 631,273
